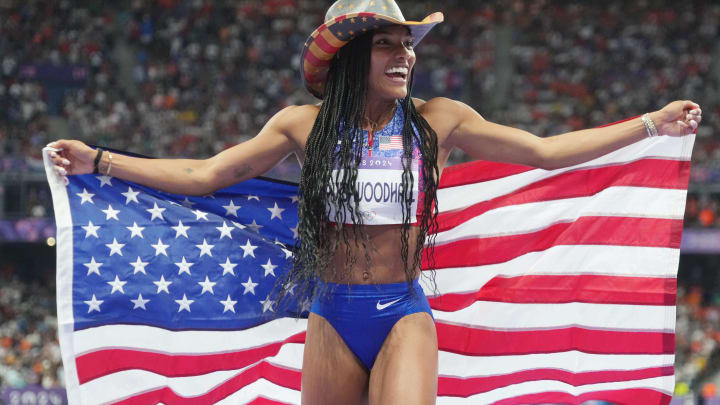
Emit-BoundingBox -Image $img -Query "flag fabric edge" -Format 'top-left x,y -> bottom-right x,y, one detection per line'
43,147 -> 82,404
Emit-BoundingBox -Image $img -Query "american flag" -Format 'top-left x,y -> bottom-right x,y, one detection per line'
44,128 -> 693,404
379,135 -> 403,150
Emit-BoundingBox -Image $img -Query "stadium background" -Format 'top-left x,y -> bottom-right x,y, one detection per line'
0,0 -> 718,403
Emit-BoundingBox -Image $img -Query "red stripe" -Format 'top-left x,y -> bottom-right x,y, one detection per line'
429,275 -> 677,310
436,159 -> 690,232
436,322 -> 675,356
247,398 -> 294,405
304,70 -> 327,84
425,216 -> 684,269
438,366 -> 673,397
489,388 -> 671,405
109,363 -> 672,403
312,31 -> 341,55
110,360 -> 301,405
77,332 -> 306,384
303,49 -> 331,69
440,160 -> 534,188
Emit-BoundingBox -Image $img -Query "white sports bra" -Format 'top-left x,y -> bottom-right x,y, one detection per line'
327,105 -> 422,225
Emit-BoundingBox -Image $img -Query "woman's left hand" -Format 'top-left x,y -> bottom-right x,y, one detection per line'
651,100 -> 702,137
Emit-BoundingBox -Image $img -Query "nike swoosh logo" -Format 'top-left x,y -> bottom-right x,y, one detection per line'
376,298 -> 401,311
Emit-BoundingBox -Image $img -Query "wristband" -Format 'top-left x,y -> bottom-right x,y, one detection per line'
93,148 -> 104,174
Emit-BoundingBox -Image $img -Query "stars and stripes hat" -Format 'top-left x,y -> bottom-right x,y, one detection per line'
301,0 -> 444,99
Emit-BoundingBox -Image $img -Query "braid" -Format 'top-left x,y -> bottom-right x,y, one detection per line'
277,31 -> 440,308
398,71 -> 440,293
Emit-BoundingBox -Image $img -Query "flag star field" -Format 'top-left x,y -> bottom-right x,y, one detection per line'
68,174 -> 303,331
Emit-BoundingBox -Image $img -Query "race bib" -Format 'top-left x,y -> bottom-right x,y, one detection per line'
329,154 -> 419,224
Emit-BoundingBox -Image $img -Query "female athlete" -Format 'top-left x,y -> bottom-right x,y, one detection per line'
48,0 -> 701,403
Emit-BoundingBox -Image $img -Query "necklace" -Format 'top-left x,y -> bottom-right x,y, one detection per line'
364,102 -> 398,157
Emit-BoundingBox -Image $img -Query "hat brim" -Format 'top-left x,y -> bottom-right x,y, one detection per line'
301,11 -> 444,99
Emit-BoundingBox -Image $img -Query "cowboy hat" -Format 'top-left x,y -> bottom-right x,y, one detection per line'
300,0 -> 443,99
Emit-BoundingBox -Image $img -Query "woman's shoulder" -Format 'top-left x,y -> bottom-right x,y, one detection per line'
275,103 -> 321,122
269,104 -> 320,137
412,97 -> 472,139
412,96 -> 464,114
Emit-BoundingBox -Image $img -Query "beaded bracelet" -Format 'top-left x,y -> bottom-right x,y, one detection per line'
641,113 -> 659,138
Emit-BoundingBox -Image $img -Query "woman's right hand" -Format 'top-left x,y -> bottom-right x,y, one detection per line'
46,139 -> 96,180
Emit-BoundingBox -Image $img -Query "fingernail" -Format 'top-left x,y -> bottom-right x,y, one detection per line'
677,120 -> 687,127
691,120 -> 698,128
62,159 -> 70,165
50,151 -> 57,158
63,177 -> 69,186
46,142 -> 55,147
56,167 -> 67,176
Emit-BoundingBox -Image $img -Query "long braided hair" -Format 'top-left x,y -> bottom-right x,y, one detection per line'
280,30 -> 440,305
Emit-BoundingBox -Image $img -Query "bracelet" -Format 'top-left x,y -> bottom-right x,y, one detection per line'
106,152 -> 113,176
641,113 -> 659,138
93,148 -> 104,174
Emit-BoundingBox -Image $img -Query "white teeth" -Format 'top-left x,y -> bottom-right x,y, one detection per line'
385,66 -> 408,75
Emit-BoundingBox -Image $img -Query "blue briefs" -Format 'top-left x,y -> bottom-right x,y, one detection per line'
310,278 -> 434,370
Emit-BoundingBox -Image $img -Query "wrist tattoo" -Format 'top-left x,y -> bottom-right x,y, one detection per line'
234,164 -> 253,179
184,168 -> 194,174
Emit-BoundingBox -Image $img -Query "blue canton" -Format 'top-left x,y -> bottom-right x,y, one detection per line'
68,174 -> 306,331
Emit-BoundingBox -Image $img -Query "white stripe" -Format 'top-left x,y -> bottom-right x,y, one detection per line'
435,187 -> 686,243
438,135 -> 694,213
79,371 -> 301,405
269,342 -> 305,370
214,379 -> 301,404
438,351 -> 674,377
43,148 -> 82,404
77,344 -> 305,403
434,302 -> 676,331
422,245 -> 679,295
80,369 -> 240,404
73,318 -> 308,354
435,375 -> 673,403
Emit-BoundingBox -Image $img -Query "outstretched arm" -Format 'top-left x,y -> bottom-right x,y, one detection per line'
48,105 -> 307,195
430,98 -> 701,170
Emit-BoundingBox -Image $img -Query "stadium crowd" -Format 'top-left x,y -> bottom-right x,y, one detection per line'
0,271 -> 63,390
3,0 -> 720,222
1,0 -> 720,399
1,0 -> 718,160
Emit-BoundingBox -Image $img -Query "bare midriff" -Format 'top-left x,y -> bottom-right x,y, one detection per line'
326,223 -> 422,284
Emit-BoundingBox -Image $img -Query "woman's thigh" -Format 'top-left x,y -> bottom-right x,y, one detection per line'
301,312 -> 370,405
368,312 -> 438,405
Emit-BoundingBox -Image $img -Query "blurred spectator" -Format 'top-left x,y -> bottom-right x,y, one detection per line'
685,193 -> 720,228
675,284 -> 720,396
0,269 -> 63,389
0,0 -> 717,167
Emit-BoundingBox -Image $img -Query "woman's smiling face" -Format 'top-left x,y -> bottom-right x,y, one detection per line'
367,25 -> 416,101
